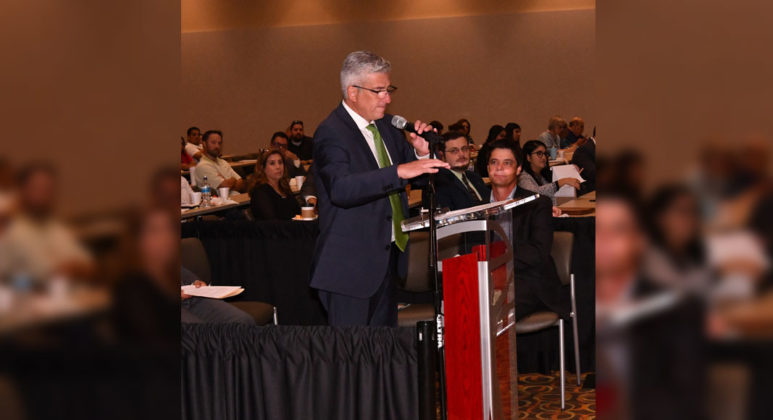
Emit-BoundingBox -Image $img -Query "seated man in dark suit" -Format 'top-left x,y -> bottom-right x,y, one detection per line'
423,130 -> 490,211
487,139 -> 568,320
571,136 -> 596,193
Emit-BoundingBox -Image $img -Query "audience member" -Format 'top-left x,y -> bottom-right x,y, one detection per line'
287,120 -> 314,161
518,140 -> 581,204
181,137 -> 195,170
299,167 -> 318,208
595,195 -> 705,420
193,130 -> 247,193
486,140 -> 567,320
424,131 -> 490,210
112,207 -> 182,342
184,126 -> 203,161
453,118 -> 474,145
537,115 -> 566,150
181,266 -> 254,324
563,116 -> 587,148
149,167 -> 185,210
428,120 -> 444,134
504,122 -> 522,147
0,158 -> 15,236
571,132 -> 596,192
270,131 -> 306,178
249,150 -> 301,220
643,185 -> 710,293
1,162 -> 93,285
474,124 -> 507,177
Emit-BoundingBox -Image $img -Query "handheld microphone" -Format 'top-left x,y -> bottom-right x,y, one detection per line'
391,115 -> 444,145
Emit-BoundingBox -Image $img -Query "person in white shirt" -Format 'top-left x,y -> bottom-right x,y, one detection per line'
193,130 -> 247,193
1,163 -> 93,284
537,115 -> 567,150
184,126 -> 203,161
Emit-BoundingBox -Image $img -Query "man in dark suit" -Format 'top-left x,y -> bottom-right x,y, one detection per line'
311,51 -> 449,326
423,130 -> 490,211
571,136 -> 596,193
487,140 -> 567,319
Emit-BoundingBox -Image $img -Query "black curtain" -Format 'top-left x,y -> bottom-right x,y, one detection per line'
181,324 -> 418,420
181,220 -> 326,325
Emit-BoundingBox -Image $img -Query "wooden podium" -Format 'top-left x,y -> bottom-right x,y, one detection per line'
404,196 -> 537,420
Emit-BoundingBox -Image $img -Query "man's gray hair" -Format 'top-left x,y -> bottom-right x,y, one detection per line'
548,115 -> 567,130
340,51 -> 391,99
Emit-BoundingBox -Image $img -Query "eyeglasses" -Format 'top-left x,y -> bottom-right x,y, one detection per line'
531,151 -> 548,158
353,85 -> 398,97
445,146 -> 471,154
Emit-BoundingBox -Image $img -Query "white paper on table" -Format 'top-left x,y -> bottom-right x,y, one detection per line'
706,231 -> 770,270
181,285 -> 244,299
551,164 -> 585,198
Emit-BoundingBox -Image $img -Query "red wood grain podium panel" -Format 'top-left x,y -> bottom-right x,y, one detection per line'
443,253 -> 484,420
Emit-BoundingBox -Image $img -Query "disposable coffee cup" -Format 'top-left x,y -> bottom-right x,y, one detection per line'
295,176 -> 305,188
549,147 -> 558,160
218,187 -> 230,199
191,192 -> 202,206
301,206 -> 315,219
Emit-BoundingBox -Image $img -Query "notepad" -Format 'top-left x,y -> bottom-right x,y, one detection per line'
551,164 -> 586,198
181,285 -> 244,299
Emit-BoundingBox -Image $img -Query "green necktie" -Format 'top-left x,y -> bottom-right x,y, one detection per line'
366,123 -> 408,252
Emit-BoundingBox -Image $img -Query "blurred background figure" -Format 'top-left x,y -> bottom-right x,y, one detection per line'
0,162 -> 94,286
643,184 -> 710,293
504,122 -> 522,149
0,157 -> 16,237
428,120 -> 444,134
596,195 -> 706,420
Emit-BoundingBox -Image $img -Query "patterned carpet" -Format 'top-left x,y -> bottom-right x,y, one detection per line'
517,372 -> 596,419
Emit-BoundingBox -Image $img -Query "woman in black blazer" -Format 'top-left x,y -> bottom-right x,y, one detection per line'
249,150 -> 301,220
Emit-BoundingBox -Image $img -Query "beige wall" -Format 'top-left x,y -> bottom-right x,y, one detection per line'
1,1 -> 180,217
181,8 -> 595,155
182,0 -> 595,31
596,0 -> 773,188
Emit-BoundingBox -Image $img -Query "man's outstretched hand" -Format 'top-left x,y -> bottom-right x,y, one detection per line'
397,159 -> 450,179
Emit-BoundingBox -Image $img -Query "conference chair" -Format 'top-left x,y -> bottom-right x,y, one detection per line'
514,231 -> 580,410
181,237 -> 276,325
396,231 -> 435,326
396,231 -> 463,326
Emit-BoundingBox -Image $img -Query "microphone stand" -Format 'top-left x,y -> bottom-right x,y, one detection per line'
427,141 -> 448,420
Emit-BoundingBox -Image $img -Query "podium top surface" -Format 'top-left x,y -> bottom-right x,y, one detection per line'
401,194 -> 539,232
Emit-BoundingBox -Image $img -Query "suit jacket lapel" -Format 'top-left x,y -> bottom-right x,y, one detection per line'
334,104 -> 380,170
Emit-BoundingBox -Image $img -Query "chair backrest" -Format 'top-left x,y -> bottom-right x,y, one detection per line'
551,231 -> 574,286
181,237 -> 211,285
402,231 -> 433,292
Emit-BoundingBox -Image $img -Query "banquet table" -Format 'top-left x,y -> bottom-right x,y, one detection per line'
557,190 -> 596,217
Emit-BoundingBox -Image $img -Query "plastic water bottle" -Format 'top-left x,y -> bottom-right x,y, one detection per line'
200,176 -> 211,207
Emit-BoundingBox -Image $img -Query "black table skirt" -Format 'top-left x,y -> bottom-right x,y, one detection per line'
181,217 -> 595,373
182,324 -> 418,420
181,219 -> 327,325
